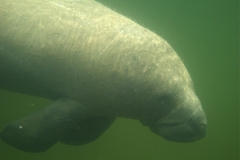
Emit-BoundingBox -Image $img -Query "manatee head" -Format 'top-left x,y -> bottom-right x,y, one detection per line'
148,87 -> 207,142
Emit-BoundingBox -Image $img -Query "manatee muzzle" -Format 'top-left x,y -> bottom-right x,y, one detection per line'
150,105 -> 207,142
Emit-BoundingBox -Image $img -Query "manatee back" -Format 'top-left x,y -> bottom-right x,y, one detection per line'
0,0 -> 191,105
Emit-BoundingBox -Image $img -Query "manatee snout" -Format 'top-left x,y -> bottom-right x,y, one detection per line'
149,90 -> 207,142
156,106 -> 206,142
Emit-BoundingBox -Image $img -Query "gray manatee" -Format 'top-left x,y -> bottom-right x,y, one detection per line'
0,0 -> 207,152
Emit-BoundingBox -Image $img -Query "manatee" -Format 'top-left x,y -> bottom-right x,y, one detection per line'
0,0 -> 207,152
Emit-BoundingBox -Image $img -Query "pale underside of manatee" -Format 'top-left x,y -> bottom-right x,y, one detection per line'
0,0 -> 207,152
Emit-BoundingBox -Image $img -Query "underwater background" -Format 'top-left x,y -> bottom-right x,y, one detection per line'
0,0 -> 238,159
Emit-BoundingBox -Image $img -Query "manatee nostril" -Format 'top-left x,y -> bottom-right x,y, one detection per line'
198,123 -> 206,137
199,123 -> 205,131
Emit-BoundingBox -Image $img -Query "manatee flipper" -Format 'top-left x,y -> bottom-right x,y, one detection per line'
0,98 -> 89,152
60,116 -> 116,145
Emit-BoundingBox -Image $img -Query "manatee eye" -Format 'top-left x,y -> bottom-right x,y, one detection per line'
158,94 -> 176,109
159,94 -> 178,113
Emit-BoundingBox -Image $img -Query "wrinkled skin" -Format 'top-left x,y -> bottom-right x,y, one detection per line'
0,0 -> 207,152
